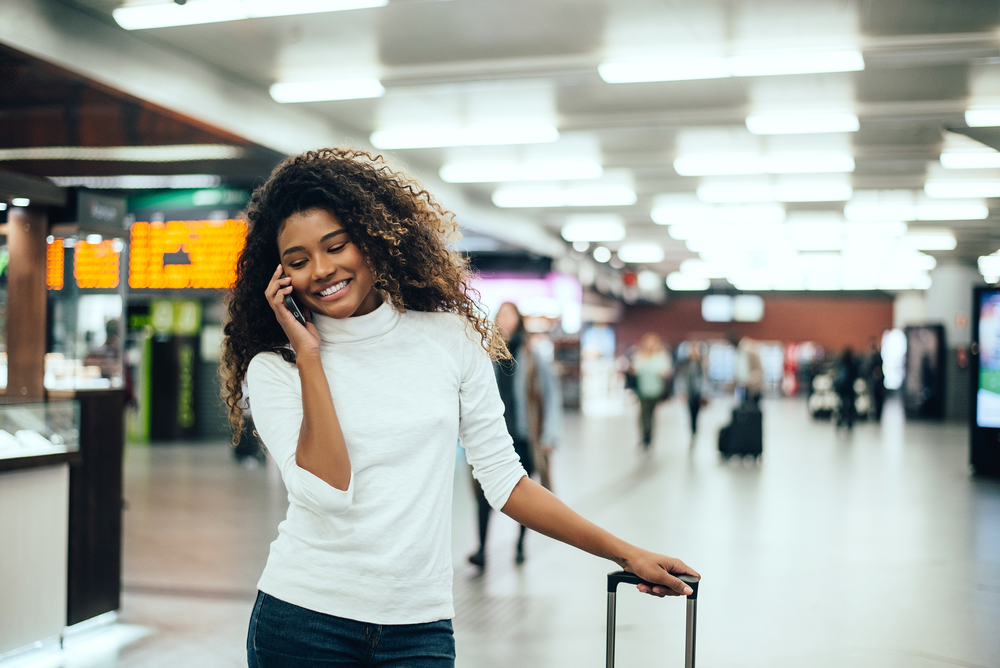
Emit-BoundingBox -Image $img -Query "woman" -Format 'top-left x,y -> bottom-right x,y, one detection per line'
468,301 -> 561,569
221,148 -> 698,668
631,333 -> 673,449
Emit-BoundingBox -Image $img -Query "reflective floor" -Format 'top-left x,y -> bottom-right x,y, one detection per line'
16,396 -> 1000,667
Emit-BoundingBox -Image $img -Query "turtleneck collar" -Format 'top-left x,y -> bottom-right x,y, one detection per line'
312,301 -> 400,344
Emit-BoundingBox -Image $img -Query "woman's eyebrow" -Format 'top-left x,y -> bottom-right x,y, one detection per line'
281,229 -> 348,257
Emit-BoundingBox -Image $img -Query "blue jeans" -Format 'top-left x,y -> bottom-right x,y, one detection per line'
247,591 -> 456,668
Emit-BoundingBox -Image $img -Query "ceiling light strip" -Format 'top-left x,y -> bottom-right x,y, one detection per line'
599,49 -> 863,84
0,145 -> 244,162
114,0 -> 388,30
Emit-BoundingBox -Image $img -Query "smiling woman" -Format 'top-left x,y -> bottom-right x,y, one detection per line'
219,147 -> 697,668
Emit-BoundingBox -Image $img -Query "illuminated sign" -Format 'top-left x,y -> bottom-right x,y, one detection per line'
129,220 -> 246,289
46,238 -> 64,290
74,240 -> 120,289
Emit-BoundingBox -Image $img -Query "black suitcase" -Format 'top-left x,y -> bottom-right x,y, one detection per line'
606,571 -> 700,668
718,405 -> 762,458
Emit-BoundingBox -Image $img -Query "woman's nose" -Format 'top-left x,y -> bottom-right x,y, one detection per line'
312,253 -> 337,280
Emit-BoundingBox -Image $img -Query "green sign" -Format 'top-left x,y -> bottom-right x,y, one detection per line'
128,188 -> 249,212
151,300 -> 202,335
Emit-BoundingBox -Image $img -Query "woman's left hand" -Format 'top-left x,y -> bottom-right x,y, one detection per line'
623,548 -> 700,598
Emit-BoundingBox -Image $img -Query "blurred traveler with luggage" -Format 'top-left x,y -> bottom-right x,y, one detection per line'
680,342 -> 709,443
468,301 -> 562,569
730,333 -> 764,407
631,333 -> 673,450
835,347 -> 859,430
222,148 -> 699,668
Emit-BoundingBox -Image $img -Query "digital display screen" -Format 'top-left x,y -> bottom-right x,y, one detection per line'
978,290 -> 1000,428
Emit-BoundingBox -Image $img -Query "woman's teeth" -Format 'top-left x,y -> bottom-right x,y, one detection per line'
319,279 -> 349,297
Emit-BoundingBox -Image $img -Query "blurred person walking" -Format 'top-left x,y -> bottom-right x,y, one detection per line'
468,301 -> 562,569
864,337 -> 886,421
631,333 -> 673,450
221,148 -> 698,668
835,348 -> 859,430
730,333 -> 764,407
680,343 -> 708,442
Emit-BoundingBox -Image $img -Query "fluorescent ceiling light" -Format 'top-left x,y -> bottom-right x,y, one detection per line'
492,186 -> 636,208
652,203 -> 785,225
593,246 -> 612,263
674,152 -> 854,176
113,0 -> 387,30
599,49 -> 863,84
560,217 -> 626,242
269,78 -> 384,103
85,234 -> 103,245
844,221 -> 907,237
939,150 -> 1000,169
924,180 -> 1000,199
616,244 -> 665,264
745,112 -> 859,135
0,144 -> 243,161
439,159 -> 602,183
598,58 -> 729,83
11,197 -> 30,207
915,202 -> 989,220
48,174 -> 221,189
371,123 -> 559,150
697,182 -> 852,203
667,272 -> 710,291
966,109 -> 1000,127
844,199 -> 989,221
673,154 -> 763,176
762,153 -> 855,174
776,182 -> 853,202
903,231 -> 957,251
729,49 -> 864,77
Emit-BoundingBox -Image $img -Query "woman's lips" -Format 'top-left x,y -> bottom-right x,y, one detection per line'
316,278 -> 351,302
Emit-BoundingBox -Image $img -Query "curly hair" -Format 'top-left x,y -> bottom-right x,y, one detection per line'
220,147 -> 507,441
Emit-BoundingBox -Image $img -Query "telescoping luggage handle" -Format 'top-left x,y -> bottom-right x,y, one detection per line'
606,571 -> 700,668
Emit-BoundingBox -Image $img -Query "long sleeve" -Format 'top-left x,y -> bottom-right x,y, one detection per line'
457,334 -> 527,511
246,353 -> 354,514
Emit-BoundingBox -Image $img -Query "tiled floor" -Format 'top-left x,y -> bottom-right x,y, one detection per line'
9,396 -> 1000,667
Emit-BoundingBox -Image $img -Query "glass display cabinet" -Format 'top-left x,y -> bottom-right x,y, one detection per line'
0,399 -> 80,462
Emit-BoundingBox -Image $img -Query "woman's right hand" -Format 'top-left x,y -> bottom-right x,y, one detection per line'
266,263 -> 321,358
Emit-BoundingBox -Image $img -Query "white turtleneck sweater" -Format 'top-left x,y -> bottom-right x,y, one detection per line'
246,302 -> 526,625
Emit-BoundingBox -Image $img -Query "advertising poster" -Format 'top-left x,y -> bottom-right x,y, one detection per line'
978,292 -> 1000,428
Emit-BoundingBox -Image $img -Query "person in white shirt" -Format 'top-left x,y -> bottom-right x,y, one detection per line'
220,148 -> 699,668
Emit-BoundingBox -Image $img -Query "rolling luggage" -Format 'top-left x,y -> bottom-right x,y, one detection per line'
718,404 -> 762,459
606,571 -> 700,668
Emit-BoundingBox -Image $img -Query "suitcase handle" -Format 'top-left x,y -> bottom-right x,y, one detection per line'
606,571 -> 699,668
607,570 -> 699,599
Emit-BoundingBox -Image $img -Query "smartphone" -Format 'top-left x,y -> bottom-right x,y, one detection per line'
281,273 -> 308,327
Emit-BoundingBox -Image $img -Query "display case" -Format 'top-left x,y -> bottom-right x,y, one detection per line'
0,399 -> 80,469
0,399 -> 80,655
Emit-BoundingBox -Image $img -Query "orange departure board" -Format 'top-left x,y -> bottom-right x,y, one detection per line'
74,240 -> 121,289
129,220 -> 247,289
46,238 -> 64,290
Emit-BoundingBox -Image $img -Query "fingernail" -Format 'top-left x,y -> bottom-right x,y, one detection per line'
683,586 -> 693,595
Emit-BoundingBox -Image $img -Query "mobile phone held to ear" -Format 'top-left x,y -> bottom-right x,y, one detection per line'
280,272 -> 308,327
284,293 -> 308,327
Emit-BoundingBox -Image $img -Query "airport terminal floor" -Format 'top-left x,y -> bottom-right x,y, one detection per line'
17,394 -> 998,668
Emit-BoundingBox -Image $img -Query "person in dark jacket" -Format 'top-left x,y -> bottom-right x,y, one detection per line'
835,348 -> 859,430
468,302 -> 562,568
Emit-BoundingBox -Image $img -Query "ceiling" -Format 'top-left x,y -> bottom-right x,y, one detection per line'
4,0 -> 1000,291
